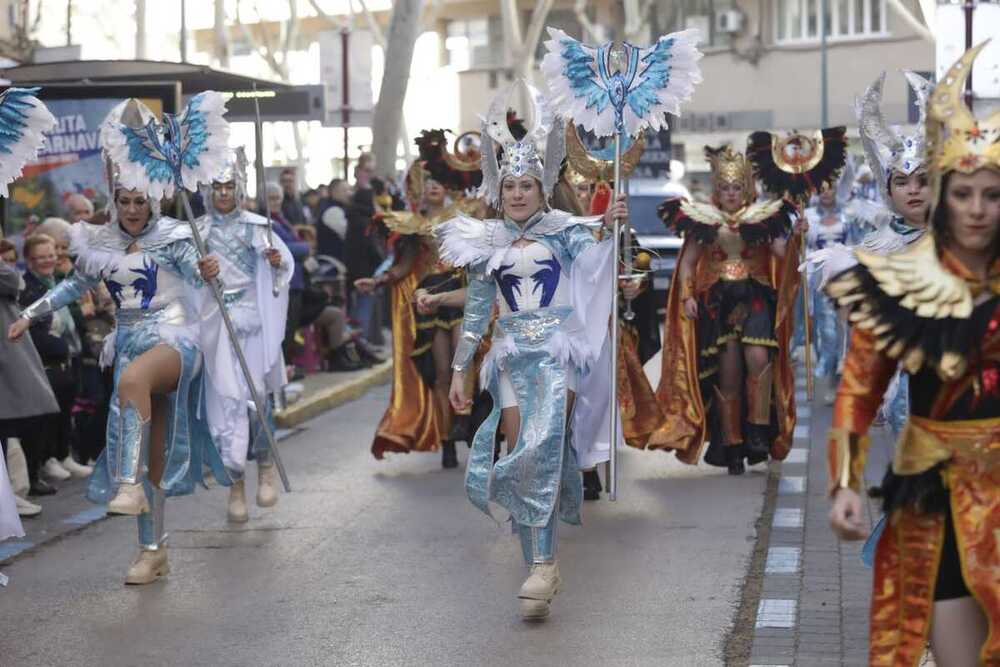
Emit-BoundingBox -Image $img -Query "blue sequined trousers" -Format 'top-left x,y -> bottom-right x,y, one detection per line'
247,396 -> 276,465
466,307 -> 583,564
812,288 -> 844,380
86,318 -> 228,505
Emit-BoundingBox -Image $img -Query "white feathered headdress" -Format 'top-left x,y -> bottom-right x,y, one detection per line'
0,88 -> 57,198
479,80 -> 565,209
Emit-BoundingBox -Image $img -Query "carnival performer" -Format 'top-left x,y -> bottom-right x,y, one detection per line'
802,169 -> 866,404
825,44 -> 1000,666
199,148 -> 292,523
651,144 -> 801,475
809,70 -> 933,438
354,172 -> 444,463
7,100 -> 230,585
439,83 -> 624,620
409,130 -> 485,466
562,172 -> 664,499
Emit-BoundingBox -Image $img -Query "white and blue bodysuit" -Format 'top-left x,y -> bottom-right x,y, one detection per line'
803,203 -> 865,380
21,218 -> 229,548
439,209 -> 618,564
200,208 -> 292,474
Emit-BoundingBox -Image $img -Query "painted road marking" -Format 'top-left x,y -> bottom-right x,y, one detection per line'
765,547 -> 802,574
785,449 -> 809,464
778,476 -> 806,495
773,508 -> 804,529
756,599 -> 798,628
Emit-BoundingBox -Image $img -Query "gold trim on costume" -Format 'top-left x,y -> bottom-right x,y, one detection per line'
894,415 -> 1000,476
828,428 -> 868,493
852,235 -> 973,320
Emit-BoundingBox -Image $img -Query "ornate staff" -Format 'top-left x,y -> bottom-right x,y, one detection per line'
250,82 -> 282,298
542,27 -> 703,500
104,93 -> 292,493
746,127 -> 848,401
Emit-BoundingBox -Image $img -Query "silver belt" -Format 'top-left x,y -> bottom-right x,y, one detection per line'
116,301 -> 188,327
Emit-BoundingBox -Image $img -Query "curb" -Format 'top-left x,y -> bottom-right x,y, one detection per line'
275,360 -> 392,428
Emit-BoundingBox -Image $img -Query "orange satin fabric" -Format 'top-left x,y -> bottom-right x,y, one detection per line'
618,323 -> 667,449
871,461 -> 1000,667
649,232 -> 799,462
371,271 -> 444,459
871,507 -> 944,666
947,462 -> 1000,665
647,238 -> 706,460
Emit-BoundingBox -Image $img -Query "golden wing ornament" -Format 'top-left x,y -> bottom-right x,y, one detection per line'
854,235 -> 972,320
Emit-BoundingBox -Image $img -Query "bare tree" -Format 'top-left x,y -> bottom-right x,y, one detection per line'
235,0 -> 307,165
214,0 -> 230,68
135,0 -> 146,59
0,0 -> 43,62
623,0 -> 655,43
499,0 -> 555,80
370,0 -> 423,179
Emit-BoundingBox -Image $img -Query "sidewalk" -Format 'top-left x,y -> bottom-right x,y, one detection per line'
0,362 -> 391,566
747,366 -> 895,666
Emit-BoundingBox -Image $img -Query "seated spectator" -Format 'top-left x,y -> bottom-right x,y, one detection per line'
317,178 -> 351,261
0,241 -> 59,513
280,168 -> 307,225
64,193 -> 95,224
303,188 -> 322,224
266,182 -> 310,364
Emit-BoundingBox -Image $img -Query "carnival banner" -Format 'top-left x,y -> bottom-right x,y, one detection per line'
6,97 -> 163,232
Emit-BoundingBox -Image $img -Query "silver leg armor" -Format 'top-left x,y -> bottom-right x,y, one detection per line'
137,485 -> 167,550
516,511 -> 558,565
113,400 -> 151,485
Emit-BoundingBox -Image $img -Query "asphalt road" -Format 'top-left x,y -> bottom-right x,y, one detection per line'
0,382 -> 769,667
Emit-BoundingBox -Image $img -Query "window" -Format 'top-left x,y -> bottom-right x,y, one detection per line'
653,0 -> 738,48
445,17 -> 500,70
775,0 -> 887,43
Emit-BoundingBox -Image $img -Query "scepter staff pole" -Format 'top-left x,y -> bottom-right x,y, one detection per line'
251,82 -> 281,298
178,189 -> 292,493
607,128 -> 623,502
796,199 -> 814,400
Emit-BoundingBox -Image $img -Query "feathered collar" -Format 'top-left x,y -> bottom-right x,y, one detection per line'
209,208 -> 270,227
68,217 -> 201,281
436,208 -> 602,273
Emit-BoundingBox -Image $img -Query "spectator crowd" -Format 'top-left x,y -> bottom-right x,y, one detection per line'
0,156 -> 396,520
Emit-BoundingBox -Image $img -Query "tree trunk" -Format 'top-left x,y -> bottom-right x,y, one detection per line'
135,0 -> 146,59
214,0 -> 230,68
371,0 -> 424,180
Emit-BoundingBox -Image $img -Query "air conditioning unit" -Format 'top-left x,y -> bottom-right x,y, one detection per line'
684,15 -> 711,43
715,9 -> 744,34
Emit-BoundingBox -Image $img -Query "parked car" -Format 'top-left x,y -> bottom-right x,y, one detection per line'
627,178 -> 687,312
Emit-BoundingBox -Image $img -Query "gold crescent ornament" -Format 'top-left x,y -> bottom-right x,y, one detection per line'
564,122 -> 647,184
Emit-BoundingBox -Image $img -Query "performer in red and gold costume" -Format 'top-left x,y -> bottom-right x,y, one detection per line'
826,44 -> 1000,666
358,130 -> 485,467
650,144 -> 801,474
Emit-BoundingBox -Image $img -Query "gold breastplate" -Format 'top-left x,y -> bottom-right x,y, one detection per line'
697,227 -> 772,289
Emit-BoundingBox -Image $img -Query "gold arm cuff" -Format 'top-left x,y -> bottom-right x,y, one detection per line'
828,428 -> 868,495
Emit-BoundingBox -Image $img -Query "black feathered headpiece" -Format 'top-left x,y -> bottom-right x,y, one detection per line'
746,127 -> 847,204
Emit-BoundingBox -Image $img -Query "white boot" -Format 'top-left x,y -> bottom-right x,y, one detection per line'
15,495 -> 41,517
256,463 -> 278,508
125,548 -> 169,585
61,456 -> 93,478
41,457 -> 71,481
107,482 -> 150,516
518,561 -> 561,620
227,480 -> 249,523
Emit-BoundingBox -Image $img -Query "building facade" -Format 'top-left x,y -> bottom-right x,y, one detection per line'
447,0 -> 933,175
